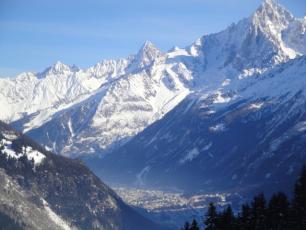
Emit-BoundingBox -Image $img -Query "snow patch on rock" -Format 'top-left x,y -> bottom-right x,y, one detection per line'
180,148 -> 200,164
209,123 -> 226,133
0,134 -> 46,167
23,146 -> 46,166
42,199 -> 73,230
136,166 -> 151,186
248,102 -> 264,110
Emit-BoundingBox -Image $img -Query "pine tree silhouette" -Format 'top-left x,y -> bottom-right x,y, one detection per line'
183,221 -> 190,230
292,165 -> 306,229
190,219 -> 200,230
237,203 -> 252,230
218,205 -> 235,230
182,166 -> 306,230
267,192 -> 289,230
204,202 -> 217,230
250,193 -> 267,230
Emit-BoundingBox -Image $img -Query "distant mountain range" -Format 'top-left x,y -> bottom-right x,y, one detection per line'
89,0 -> 306,195
0,0 -> 306,195
95,55 -> 306,195
1,41 -> 190,157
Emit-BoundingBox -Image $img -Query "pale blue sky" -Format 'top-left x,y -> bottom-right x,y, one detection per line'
0,0 -> 305,77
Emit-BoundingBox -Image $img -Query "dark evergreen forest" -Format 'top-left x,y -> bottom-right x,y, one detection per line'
183,167 -> 306,230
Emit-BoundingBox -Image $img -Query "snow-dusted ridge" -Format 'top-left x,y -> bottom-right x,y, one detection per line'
2,41 -> 192,156
0,129 -> 46,167
0,121 -> 164,230
1,0 -> 306,157
97,54 -> 306,193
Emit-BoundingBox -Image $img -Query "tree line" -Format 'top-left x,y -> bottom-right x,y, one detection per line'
183,166 -> 306,230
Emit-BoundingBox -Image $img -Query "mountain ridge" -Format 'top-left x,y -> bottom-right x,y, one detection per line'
94,54 -> 306,194
0,0 -> 305,158
0,121 -> 168,230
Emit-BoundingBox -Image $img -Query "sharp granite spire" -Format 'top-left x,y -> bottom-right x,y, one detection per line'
132,41 -> 164,69
51,61 -> 71,72
248,0 -> 297,59
253,0 -> 294,27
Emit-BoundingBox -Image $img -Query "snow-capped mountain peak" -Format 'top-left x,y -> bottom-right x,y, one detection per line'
50,61 -> 73,73
38,61 -> 76,78
132,40 -> 164,69
86,58 -> 130,79
190,0 -> 302,79
140,40 -> 160,53
249,0 -> 298,59
261,0 -> 284,9
1,0 -> 306,158
252,0 -> 294,30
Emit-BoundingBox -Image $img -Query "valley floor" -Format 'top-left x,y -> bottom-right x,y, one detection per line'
114,187 -> 243,228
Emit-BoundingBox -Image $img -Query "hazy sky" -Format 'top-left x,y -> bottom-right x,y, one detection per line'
0,0 -> 305,77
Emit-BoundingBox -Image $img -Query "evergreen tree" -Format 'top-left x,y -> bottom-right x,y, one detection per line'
190,219 -> 200,230
205,202 -> 218,230
225,205 -> 236,229
267,192 -> 289,230
181,166 -> 306,230
292,166 -> 306,229
250,193 -> 267,230
237,203 -> 252,230
215,205 -> 236,229
183,221 -> 190,230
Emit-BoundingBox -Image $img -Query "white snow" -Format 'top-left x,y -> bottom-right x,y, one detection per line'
209,123 -> 226,133
213,91 -> 232,104
0,139 -> 23,159
201,142 -> 212,152
42,199 -> 72,230
295,121 -> 306,132
45,145 -> 52,151
23,146 -> 46,166
0,134 -> 45,166
248,102 -> 264,110
221,79 -> 231,86
67,119 -> 74,138
2,133 -> 18,140
0,0 -> 305,157
167,47 -> 191,58
180,148 -> 200,164
0,138 -> 22,159
136,166 -> 151,186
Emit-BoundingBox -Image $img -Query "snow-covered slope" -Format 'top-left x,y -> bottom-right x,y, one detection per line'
1,0 -> 306,157
14,42 -> 191,156
95,55 -> 306,194
0,59 -> 131,131
0,41 -> 191,156
185,0 -> 305,88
